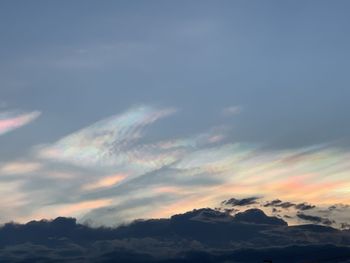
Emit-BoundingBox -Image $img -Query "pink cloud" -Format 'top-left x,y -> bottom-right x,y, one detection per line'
0,111 -> 41,135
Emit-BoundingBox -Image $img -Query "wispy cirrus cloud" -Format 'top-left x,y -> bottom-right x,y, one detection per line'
0,161 -> 42,175
0,111 -> 41,136
81,174 -> 126,191
1,105 -> 350,227
37,105 -> 177,170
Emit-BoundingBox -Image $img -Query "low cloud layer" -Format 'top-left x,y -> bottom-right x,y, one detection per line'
0,208 -> 350,262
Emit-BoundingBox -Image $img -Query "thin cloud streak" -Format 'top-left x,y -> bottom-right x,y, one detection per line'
82,174 -> 126,191
0,161 -> 42,175
0,111 -> 41,136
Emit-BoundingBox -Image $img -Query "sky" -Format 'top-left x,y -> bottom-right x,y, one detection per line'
1,0 -> 350,226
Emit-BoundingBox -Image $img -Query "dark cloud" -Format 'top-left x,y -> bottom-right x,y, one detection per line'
264,200 -> 316,211
233,209 -> 287,226
0,207 -> 349,262
217,197 -> 350,230
271,208 -> 281,213
295,203 -> 316,211
264,199 -> 283,206
340,223 -> 350,230
329,204 -> 350,212
221,196 -> 260,207
264,200 -> 295,209
297,213 -> 335,226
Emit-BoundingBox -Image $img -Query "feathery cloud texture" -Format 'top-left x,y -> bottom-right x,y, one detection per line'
0,105 -> 349,227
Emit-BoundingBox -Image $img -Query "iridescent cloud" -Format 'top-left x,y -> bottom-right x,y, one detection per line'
1,105 -> 350,227
0,161 -> 42,175
0,111 -> 41,136
38,105 -> 177,171
82,174 -> 126,190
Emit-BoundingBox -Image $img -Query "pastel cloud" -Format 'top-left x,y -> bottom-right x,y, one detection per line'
82,174 -> 126,191
0,111 -> 41,136
37,105 -> 177,171
1,105 -> 350,227
0,181 -> 29,222
119,145 -> 350,225
0,161 -> 42,175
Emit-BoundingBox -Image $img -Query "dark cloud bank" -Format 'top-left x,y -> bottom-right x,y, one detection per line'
1,206 -> 350,263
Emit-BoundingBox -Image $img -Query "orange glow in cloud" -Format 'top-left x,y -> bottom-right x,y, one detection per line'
0,161 -> 42,175
25,199 -> 113,222
56,199 -> 113,216
36,144 -> 350,224
2,106 -> 350,226
82,174 -> 126,190
151,194 -> 218,219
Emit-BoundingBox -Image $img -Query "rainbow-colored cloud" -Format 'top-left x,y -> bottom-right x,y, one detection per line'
1,105 -> 350,227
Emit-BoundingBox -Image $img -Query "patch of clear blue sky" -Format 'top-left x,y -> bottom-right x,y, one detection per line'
1,0 -> 350,160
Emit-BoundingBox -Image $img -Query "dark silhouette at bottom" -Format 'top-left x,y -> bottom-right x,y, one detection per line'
0,208 -> 349,262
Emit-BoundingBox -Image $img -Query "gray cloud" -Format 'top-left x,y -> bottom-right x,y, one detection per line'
219,197 -> 350,229
222,197 -> 260,207
0,207 -> 350,262
295,203 -> 316,211
263,200 -> 315,211
297,213 -> 334,226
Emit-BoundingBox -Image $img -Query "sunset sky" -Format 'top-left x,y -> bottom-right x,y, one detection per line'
1,0 -> 350,226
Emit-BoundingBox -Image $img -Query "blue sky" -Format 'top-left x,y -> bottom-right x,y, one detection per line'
1,1 -> 350,225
